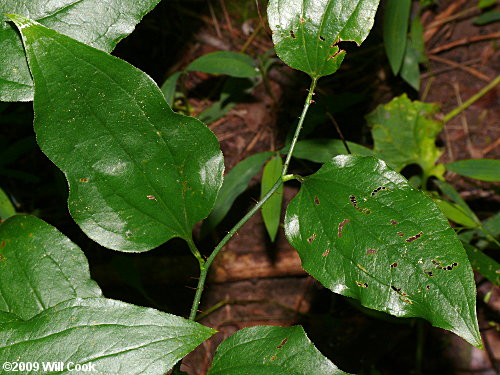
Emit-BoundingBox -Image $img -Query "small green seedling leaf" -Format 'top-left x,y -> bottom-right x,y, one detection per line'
0,215 -> 102,319
383,0 -> 412,75
283,139 -> 374,164
267,0 -> 380,79
0,187 -> 15,220
434,199 -> 480,228
478,0 -> 497,8
400,39 -> 420,90
446,159 -> 500,182
186,51 -> 259,78
473,10 -> 500,25
410,15 -> 427,64
366,94 -> 444,178
0,298 -> 215,375
9,15 -> 224,251
285,155 -> 481,348
0,0 -> 161,101
208,325 -> 351,375
161,71 -> 183,107
261,155 -> 284,242
434,180 -> 480,225
464,244 -> 499,286
201,152 -> 273,237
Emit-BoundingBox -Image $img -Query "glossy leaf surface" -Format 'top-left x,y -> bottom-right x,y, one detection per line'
268,0 -> 380,79
10,15 -> 224,251
260,155 -> 284,242
208,325 -> 350,375
287,139 -> 374,163
186,51 -> 259,78
0,298 -> 215,375
0,0 -> 161,102
383,0 -> 411,74
366,94 -> 444,178
0,215 -> 102,320
445,159 -> 500,182
202,152 -> 272,237
285,155 -> 481,347
0,187 -> 15,220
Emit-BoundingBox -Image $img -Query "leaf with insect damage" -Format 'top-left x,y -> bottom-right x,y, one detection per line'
208,325 -> 351,375
267,0 -> 380,79
285,155 -> 481,347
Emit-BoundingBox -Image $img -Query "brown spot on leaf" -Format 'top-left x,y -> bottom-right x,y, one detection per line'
424,270 -> 434,277
314,196 -> 320,205
390,219 -> 398,225
397,232 -> 405,237
271,356 -> 277,360
79,178 -> 88,182
322,249 -> 330,257
390,262 -> 398,268
366,249 -> 378,255
0,241 -> 5,249
426,285 -> 431,290
337,219 -> 350,238
277,338 -> 288,349
349,195 -> 357,207
290,30 -> 296,38
147,195 -> 156,200
356,281 -> 368,288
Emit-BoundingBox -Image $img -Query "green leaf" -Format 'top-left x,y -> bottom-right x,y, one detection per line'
366,94 -> 444,178
10,15 -> 224,251
400,39 -> 420,90
464,244 -> 499,286
434,180 -> 479,225
161,72 -> 183,107
446,159 -> 500,182
474,10 -> 500,25
0,0 -> 161,102
434,199 -> 479,228
283,139 -> 374,164
383,0 -> 412,75
0,311 -> 21,325
267,0 -> 381,79
0,187 -> 15,220
0,298 -> 215,375
261,155 -> 284,242
285,155 -> 481,347
186,51 -> 259,78
410,15 -> 427,63
0,215 -> 102,319
478,0 -> 497,9
208,325 -> 351,375
201,152 -> 273,237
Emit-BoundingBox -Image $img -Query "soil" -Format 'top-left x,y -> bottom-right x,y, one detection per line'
1,0 -> 498,374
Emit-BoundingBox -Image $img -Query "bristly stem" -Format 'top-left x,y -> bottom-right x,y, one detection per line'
188,77 -> 318,321
282,78 -> 318,176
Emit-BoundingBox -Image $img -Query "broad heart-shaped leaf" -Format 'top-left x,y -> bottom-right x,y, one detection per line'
10,15 -> 224,252
208,325 -> 350,375
0,215 -> 102,320
267,0 -> 380,79
366,94 -> 445,178
285,155 -> 481,348
0,298 -> 216,375
0,0 -> 161,102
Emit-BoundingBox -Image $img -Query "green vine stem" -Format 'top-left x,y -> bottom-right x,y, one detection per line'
188,78 -> 318,320
443,74 -> 500,123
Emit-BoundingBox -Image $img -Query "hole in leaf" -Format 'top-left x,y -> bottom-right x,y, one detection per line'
426,285 -> 431,290
391,286 -> 401,293
406,231 -> 423,243
356,281 -> 368,288
314,196 -> 320,205
390,262 -> 398,268
307,233 -> 317,243
371,186 -> 387,196
319,35 -> 325,41
290,30 -> 296,39
349,195 -> 357,207
424,270 -> 434,277
390,219 -> 398,225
